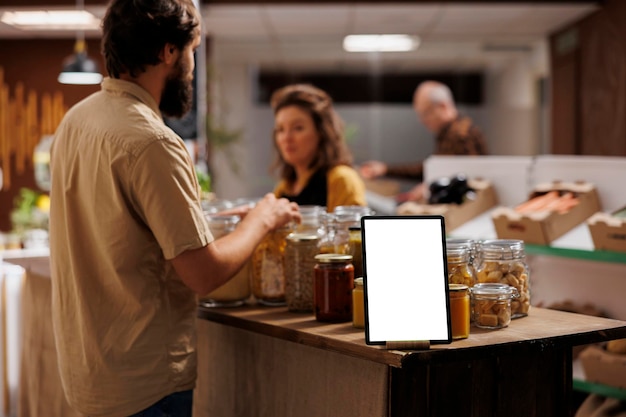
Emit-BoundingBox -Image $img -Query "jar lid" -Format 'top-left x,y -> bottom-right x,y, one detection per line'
287,233 -> 319,242
314,254 -> 353,263
470,283 -> 518,298
354,277 -> 364,286
448,283 -> 468,292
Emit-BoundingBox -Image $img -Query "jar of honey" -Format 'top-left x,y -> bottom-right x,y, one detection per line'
470,283 -> 519,329
313,254 -> 354,322
448,283 -> 470,339
352,277 -> 365,329
476,239 -> 530,318
201,215 -> 251,307
284,233 -> 319,312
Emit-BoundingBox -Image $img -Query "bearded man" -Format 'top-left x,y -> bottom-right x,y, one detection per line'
48,1 -> 300,416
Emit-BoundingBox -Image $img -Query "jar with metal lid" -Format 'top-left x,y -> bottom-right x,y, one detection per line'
284,233 -> 319,312
447,238 -> 479,269
251,224 -> 293,306
448,283 -> 470,339
470,283 -> 519,329
352,277 -> 365,329
476,239 -> 530,318
313,254 -> 354,322
200,215 -> 251,307
333,209 -> 371,278
446,245 -> 476,287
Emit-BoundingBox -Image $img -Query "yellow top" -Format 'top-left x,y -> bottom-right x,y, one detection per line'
273,165 -> 367,212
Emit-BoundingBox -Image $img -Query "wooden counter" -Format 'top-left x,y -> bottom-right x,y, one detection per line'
194,305 -> 626,417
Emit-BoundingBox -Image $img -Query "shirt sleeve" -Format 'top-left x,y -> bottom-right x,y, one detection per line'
326,165 -> 368,211
130,136 -> 213,260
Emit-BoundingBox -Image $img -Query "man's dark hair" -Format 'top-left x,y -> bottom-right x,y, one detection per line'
101,0 -> 200,78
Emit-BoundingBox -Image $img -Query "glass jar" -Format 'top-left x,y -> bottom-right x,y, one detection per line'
251,224 -> 293,306
313,254 -> 354,322
201,215 -> 251,307
476,239 -> 530,318
352,277 -> 365,329
448,283 -> 470,339
470,283 -> 519,329
318,212 -> 336,254
333,210 -> 371,278
284,233 -> 319,312
201,199 -> 233,215
446,245 -> 476,287
296,205 -> 326,235
447,238 -> 479,269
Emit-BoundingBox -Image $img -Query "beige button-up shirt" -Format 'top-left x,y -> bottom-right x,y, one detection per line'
49,78 -> 213,417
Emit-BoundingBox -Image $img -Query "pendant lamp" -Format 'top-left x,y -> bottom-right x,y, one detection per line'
57,0 -> 103,85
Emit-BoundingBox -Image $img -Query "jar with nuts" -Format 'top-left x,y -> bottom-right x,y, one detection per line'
476,239 -> 530,318
470,283 -> 519,329
446,245 -> 476,287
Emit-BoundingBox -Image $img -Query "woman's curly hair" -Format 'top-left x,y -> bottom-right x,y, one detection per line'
270,84 -> 353,183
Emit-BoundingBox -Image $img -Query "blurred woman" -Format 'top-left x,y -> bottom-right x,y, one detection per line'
270,84 -> 366,212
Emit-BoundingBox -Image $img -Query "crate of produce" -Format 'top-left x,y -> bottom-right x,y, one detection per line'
579,341 -> 626,390
396,178 -> 497,232
587,206 -> 626,252
491,181 -> 601,245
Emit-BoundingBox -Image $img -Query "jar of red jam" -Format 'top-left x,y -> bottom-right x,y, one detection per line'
313,254 -> 354,322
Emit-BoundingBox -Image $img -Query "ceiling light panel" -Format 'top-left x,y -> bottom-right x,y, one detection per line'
0,10 -> 100,31
343,34 -> 420,53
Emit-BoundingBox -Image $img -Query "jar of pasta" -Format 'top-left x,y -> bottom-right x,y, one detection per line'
313,254 -> 354,322
284,233 -> 319,312
476,239 -> 530,318
251,224 -> 293,306
201,215 -> 251,307
470,283 -> 519,329
446,245 -> 476,287
448,283 -> 470,339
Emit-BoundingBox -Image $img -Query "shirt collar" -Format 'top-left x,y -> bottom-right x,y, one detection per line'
101,77 -> 161,116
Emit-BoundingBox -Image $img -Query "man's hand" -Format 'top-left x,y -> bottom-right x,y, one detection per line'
246,193 -> 301,231
358,160 -> 388,179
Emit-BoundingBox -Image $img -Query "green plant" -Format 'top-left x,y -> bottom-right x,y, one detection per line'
10,187 -> 50,234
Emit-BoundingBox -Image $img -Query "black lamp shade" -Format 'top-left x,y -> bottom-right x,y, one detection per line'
58,49 -> 103,85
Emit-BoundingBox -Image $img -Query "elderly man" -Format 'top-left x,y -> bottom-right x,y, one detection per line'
359,80 -> 487,202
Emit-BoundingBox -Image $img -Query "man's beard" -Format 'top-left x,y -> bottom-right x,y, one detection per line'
160,57 -> 193,118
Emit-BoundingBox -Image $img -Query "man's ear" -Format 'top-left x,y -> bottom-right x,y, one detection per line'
160,43 -> 178,65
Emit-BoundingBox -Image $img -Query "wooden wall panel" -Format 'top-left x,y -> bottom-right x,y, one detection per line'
0,39 -> 103,232
550,0 -> 626,157
579,0 -> 626,155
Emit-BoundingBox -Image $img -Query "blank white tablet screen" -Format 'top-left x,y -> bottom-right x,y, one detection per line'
362,216 -> 450,344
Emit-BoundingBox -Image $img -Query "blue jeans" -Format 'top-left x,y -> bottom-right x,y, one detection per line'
128,390 -> 193,417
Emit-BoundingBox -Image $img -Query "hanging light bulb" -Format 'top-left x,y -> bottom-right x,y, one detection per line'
57,0 -> 103,85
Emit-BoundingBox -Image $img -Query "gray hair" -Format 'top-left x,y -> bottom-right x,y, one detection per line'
427,82 -> 454,105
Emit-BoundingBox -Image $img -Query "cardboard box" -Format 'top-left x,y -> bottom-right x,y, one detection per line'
491,181 -> 601,245
587,207 -> 626,252
395,178 -> 497,231
579,345 -> 626,389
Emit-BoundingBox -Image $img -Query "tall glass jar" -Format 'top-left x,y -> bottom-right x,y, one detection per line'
352,277 -> 365,329
476,239 -> 530,318
332,207 -> 373,279
313,254 -> 354,322
201,215 -> 251,307
284,233 -> 319,312
447,238 -> 479,269
446,245 -> 477,287
251,224 -> 293,306
318,212 -> 336,254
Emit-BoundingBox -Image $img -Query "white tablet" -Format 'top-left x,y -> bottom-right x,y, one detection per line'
360,215 -> 452,346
